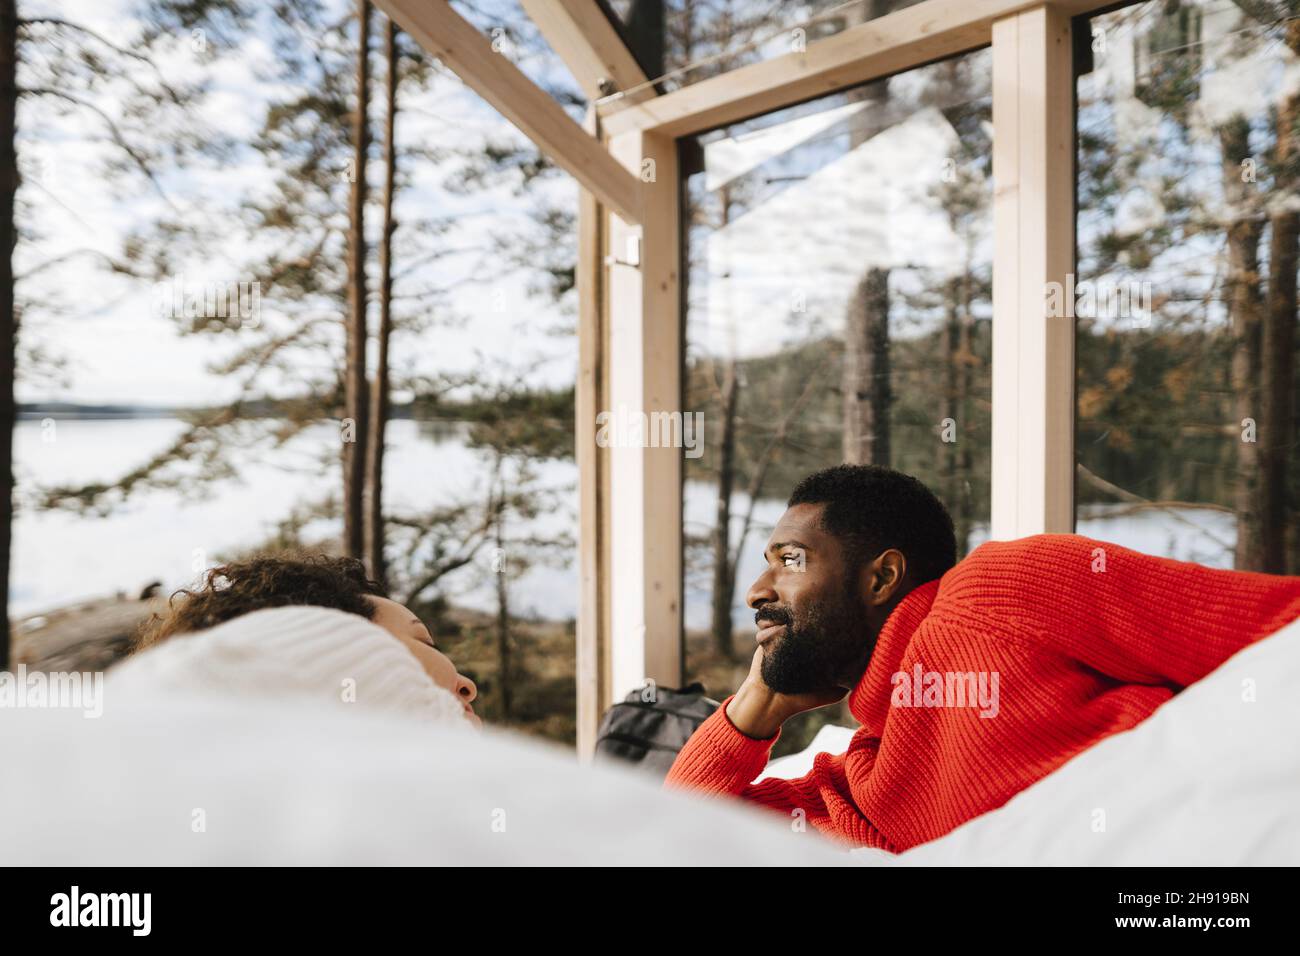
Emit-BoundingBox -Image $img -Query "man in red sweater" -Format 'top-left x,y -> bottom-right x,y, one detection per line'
665,464 -> 1300,852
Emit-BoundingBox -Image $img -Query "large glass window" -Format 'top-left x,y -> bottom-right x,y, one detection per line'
1075,0 -> 1299,573
680,48 -> 993,751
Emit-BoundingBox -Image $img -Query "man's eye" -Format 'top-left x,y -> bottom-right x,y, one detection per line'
781,553 -> 799,566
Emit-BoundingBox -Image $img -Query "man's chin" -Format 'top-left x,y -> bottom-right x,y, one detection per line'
759,651 -> 827,696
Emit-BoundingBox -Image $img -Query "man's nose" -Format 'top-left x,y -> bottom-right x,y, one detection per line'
747,569 -> 777,610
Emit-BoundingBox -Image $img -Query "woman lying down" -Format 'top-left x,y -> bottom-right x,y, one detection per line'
6,555 -> 845,867
115,555 -> 481,730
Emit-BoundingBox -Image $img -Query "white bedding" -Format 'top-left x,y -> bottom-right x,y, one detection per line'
4,615 -> 1295,865
1,605 -> 842,864
0,689 -> 844,866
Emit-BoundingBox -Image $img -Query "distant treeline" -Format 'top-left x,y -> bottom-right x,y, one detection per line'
27,317 -> 1288,528
687,321 -> 1294,528
19,389 -> 577,427
18,403 -> 183,420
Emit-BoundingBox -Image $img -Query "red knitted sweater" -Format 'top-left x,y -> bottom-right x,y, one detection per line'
665,534 -> 1300,852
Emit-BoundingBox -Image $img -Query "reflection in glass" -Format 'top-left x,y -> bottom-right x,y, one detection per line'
679,49 -> 993,742
1075,0 -> 1300,573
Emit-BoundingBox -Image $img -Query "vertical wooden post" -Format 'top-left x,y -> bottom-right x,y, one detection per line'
990,4 -> 1076,539
576,110 -> 611,757
604,129 -> 683,707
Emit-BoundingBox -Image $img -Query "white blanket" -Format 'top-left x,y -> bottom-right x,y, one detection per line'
0,689 -> 844,866
4,612 -> 1295,865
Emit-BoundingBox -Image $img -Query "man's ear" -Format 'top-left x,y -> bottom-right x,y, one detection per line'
865,549 -> 907,607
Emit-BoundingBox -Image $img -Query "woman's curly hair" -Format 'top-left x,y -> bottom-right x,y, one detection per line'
136,553 -> 387,651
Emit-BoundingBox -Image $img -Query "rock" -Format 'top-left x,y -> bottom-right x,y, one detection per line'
10,595 -> 163,673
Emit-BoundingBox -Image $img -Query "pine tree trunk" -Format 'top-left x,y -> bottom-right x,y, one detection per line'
493,477 -> 511,721
707,180 -> 740,661
1264,24 -> 1300,575
1263,202 -> 1296,574
957,272 -> 975,552
0,0 -> 16,668
1220,118 -> 1265,570
944,275 -> 974,552
842,267 -> 892,465
343,0 -> 372,560
841,6 -> 892,468
1293,327 -> 1300,574
709,360 -> 739,660
365,18 -> 397,582
944,277 -> 959,489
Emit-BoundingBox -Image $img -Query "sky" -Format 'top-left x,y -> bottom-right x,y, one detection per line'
15,0 -> 581,407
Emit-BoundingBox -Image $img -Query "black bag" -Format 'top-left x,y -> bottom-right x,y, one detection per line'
593,682 -> 721,779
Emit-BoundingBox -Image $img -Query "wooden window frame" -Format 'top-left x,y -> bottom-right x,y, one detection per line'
374,0 -> 1121,751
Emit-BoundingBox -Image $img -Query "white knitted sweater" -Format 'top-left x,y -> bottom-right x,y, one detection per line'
108,605 -> 473,728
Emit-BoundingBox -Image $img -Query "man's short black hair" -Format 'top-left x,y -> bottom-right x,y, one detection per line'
788,464 -> 957,585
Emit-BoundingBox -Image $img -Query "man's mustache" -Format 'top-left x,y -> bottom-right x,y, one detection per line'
755,605 -> 791,627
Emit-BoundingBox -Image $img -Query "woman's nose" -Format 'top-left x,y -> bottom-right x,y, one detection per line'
455,674 -> 477,704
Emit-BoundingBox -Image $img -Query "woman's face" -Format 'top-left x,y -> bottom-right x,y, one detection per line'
367,596 -> 481,728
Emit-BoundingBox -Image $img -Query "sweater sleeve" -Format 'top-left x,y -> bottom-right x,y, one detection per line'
664,696 -> 776,795
665,695 -> 893,848
953,535 -> 1300,688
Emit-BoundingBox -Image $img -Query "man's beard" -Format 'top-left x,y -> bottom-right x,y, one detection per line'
756,585 -> 866,695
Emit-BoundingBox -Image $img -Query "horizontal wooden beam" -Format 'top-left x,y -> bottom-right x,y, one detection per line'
375,0 -> 643,224
598,0 -> 1119,138
520,0 -> 652,104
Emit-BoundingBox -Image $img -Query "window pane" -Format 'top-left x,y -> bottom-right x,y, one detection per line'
680,49 -> 993,746
1075,0 -> 1299,573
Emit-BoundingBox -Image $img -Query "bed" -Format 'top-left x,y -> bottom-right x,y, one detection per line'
2,614 -> 1295,865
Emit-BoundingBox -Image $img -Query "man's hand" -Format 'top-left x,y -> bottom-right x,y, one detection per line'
725,647 -> 848,740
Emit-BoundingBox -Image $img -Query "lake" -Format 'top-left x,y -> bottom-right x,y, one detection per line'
11,417 -> 580,622
11,417 -> 1237,627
